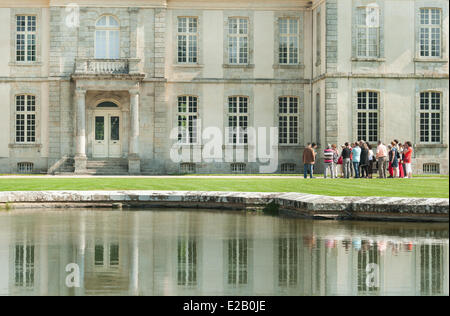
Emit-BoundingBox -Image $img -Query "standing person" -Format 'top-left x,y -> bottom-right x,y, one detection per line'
341,142 -> 352,179
323,144 -> 334,178
338,145 -> 345,178
401,143 -> 407,178
398,143 -> 405,178
367,144 -> 374,179
390,141 -> 399,178
332,144 -> 339,179
311,143 -> 318,177
376,141 -> 388,178
351,142 -> 361,178
303,143 -> 315,179
403,141 -> 413,178
359,143 -> 369,178
388,144 -> 394,177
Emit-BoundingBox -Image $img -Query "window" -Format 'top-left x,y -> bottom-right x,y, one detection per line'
281,163 -> 296,173
177,17 -> 198,63
17,162 -> 34,174
177,96 -> 198,144
423,163 -> 440,174
420,244 -> 443,295
356,7 -> 380,57
180,163 -> 196,174
279,18 -> 299,64
177,237 -> 197,287
279,97 -> 299,144
16,15 -> 36,62
228,96 -> 248,145
231,163 -> 246,174
278,238 -> 298,287
357,91 -> 378,142
316,11 -> 321,63
420,8 -> 441,57
16,95 -> 36,143
357,242 -> 380,294
15,244 -> 34,288
95,15 -> 120,59
228,18 -> 248,64
420,92 -> 441,143
227,239 -> 248,285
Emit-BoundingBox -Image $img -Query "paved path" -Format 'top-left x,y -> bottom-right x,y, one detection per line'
0,175 -> 446,179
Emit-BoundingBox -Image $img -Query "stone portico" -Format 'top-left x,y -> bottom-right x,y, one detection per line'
72,58 -> 145,174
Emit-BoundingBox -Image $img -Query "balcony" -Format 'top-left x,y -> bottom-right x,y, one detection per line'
74,58 -> 142,77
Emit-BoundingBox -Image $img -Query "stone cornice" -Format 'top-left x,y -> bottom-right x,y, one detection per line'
313,72 -> 450,83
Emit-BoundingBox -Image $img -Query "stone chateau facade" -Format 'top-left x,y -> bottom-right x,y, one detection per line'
0,0 -> 448,175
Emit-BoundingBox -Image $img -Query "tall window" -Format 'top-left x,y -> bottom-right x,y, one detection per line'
357,91 -> 378,142
95,15 -> 120,59
177,237 -> 197,287
16,15 -> 36,62
278,97 -> 299,144
16,95 -> 36,143
420,8 -> 441,57
177,96 -> 198,144
420,244 -> 443,295
316,11 -> 321,63
228,96 -> 248,145
227,238 -> 248,286
177,17 -> 198,63
228,18 -> 248,64
15,244 -> 34,288
278,238 -> 298,287
420,92 -> 441,143
356,7 -> 380,57
279,18 -> 299,64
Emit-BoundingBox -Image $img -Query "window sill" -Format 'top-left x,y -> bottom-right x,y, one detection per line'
9,62 -> 42,67
173,64 -> 204,69
222,64 -> 255,69
415,143 -> 448,149
351,57 -> 386,62
273,64 -> 305,69
413,58 -> 448,63
9,143 -> 41,149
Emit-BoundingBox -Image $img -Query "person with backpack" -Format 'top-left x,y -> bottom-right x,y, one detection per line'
341,142 -> 352,179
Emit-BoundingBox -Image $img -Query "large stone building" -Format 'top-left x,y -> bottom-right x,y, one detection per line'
0,0 -> 448,175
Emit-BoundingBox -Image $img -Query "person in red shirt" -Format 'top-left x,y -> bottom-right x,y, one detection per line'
403,141 -> 413,178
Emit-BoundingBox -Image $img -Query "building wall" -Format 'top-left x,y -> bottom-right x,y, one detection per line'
0,0 -> 448,174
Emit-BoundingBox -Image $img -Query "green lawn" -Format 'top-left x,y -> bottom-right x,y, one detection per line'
0,178 -> 448,198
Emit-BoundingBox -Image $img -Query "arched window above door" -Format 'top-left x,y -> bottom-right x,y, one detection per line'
95,15 -> 120,59
97,101 -> 119,108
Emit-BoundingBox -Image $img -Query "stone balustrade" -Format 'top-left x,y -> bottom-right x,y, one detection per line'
74,58 -> 141,75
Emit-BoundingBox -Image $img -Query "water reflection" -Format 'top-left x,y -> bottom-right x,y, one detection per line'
0,209 -> 448,296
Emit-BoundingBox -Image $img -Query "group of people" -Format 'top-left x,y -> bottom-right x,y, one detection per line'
302,140 -> 413,179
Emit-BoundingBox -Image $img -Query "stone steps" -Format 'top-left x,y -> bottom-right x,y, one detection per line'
86,158 -> 129,175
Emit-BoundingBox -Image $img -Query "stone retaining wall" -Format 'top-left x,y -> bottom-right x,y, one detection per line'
0,191 -> 448,222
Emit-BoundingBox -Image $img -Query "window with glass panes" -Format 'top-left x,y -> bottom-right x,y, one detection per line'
228,18 -> 248,64
420,92 -> 441,143
356,7 -> 380,58
279,18 -> 299,64
228,96 -> 248,145
279,97 -> 299,144
357,91 -> 378,142
16,95 -> 36,143
177,17 -> 198,63
16,15 -> 36,62
95,15 -> 120,59
177,96 -> 198,144
420,8 -> 441,57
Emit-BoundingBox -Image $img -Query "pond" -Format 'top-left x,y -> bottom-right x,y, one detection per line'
0,209 -> 448,296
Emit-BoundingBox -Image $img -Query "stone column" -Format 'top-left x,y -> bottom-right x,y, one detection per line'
129,89 -> 141,174
74,88 -> 87,174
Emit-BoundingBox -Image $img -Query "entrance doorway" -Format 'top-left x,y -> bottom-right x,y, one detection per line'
92,110 -> 122,158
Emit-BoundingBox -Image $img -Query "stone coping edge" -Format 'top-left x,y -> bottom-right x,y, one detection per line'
0,191 -> 448,222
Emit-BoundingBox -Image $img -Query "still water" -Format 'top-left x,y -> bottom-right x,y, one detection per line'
0,209 -> 448,296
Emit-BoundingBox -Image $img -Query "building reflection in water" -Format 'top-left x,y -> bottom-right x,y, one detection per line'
0,210 -> 448,296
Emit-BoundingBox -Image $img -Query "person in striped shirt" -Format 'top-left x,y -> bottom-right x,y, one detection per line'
323,144 -> 335,178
